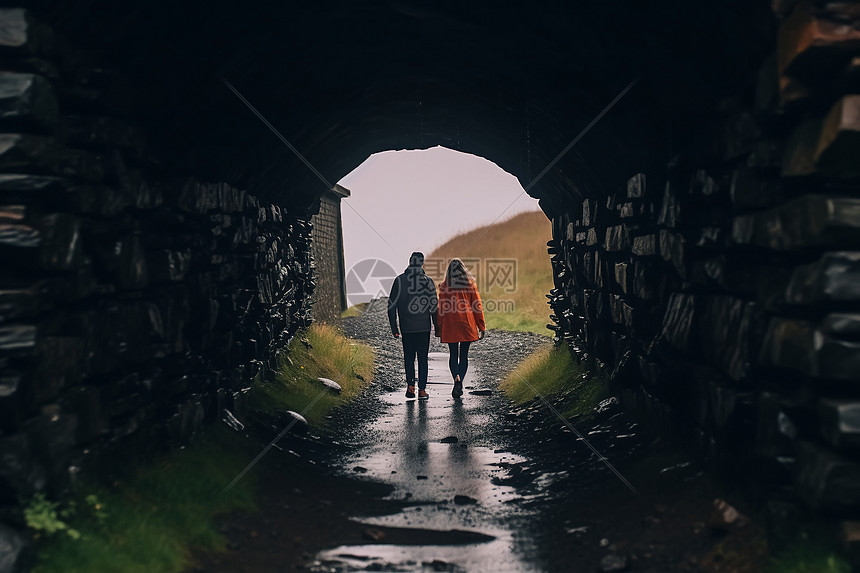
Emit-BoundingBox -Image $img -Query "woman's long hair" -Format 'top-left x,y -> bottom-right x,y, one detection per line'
445,258 -> 475,290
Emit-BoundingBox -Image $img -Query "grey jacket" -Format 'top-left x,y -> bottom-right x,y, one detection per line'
387,266 -> 438,335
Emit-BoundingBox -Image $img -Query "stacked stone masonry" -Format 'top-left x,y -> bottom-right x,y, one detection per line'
0,9 -> 315,506
547,0 -> 860,557
310,191 -> 347,322
2,0 -> 859,565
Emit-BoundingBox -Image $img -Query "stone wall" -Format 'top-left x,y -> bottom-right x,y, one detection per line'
546,0 -> 860,555
0,8 -> 315,507
310,187 -> 348,322
1,0 -> 858,563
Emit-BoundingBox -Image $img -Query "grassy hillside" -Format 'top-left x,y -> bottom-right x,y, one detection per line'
428,210 -> 553,335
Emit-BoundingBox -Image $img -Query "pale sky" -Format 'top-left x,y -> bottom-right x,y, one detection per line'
338,146 -> 541,290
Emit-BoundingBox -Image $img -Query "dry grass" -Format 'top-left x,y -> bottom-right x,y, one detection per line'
340,302 -> 369,318
500,344 -> 607,420
250,323 -> 374,425
428,210 -> 553,335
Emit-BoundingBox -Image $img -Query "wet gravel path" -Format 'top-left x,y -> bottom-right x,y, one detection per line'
323,299 -> 766,573
321,298 -> 551,572
193,299 -> 767,573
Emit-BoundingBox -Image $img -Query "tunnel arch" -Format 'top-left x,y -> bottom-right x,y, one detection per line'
14,0 -> 772,214
3,0 -> 859,564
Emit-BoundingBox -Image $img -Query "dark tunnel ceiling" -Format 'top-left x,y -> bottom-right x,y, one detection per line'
22,0 -> 773,214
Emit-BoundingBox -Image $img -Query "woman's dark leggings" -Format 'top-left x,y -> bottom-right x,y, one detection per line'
448,341 -> 472,381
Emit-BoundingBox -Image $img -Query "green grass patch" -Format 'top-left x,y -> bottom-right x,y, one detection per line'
485,313 -> 550,337
500,343 -> 607,419
33,323 -> 373,572
249,322 -> 374,425
33,426 -> 257,573
767,553 -> 851,573
765,530 -> 852,573
340,302 -> 368,318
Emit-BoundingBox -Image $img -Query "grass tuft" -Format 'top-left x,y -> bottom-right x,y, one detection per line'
765,533 -> 852,573
767,554 -> 851,573
500,343 -> 607,419
340,302 -> 368,318
33,427 -> 256,573
34,323 -> 373,572
249,322 -> 374,425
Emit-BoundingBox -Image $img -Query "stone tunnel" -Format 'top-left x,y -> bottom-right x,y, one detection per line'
1,0 -> 860,562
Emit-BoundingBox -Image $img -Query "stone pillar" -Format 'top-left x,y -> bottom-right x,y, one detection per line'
310,184 -> 350,322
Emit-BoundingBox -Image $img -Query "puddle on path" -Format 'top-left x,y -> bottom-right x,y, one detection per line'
314,353 -> 542,572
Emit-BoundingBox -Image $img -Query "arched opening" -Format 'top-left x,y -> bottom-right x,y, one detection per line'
340,146 -> 538,274
2,2 -> 858,569
330,146 -> 553,333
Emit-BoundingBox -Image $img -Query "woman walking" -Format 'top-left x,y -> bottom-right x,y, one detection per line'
437,258 -> 485,398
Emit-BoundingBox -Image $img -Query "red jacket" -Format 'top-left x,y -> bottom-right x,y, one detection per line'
437,280 -> 485,343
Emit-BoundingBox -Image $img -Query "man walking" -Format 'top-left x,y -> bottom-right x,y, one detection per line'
388,252 -> 438,399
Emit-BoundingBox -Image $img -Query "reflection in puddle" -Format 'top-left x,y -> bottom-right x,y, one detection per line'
315,537 -> 540,572
318,354 -> 541,571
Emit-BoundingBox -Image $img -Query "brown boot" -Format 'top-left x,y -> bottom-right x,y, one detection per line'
452,375 -> 463,398
452,381 -> 463,398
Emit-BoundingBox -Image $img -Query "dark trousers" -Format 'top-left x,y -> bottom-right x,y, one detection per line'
448,341 -> 471,381
402,331 -> 430,390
